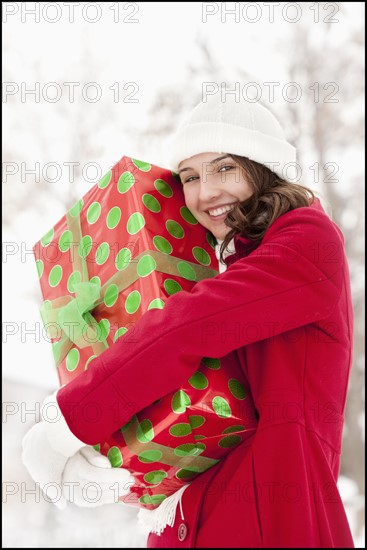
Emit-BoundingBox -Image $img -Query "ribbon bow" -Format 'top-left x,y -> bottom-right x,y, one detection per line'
41,281 -> 102,349
38,208 -> 218,368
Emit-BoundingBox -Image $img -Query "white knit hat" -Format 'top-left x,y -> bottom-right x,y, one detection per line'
166,94 -> 297,181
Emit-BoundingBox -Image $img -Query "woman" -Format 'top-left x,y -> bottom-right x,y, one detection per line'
22,94 -> 355,547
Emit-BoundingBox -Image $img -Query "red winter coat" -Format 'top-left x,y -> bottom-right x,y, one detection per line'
57,198 -> 354,548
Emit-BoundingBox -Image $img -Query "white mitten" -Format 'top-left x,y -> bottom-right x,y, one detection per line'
22,390 -> 135,509
62,445 -> 135,508
21,390 -> 86,510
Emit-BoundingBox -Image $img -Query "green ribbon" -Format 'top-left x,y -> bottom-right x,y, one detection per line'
40,209 -> 110,366
54,281 -> 101,348
122,414 -> 220,473
39,208 -> 219,368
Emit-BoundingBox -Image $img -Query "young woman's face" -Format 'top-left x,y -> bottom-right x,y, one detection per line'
178,152 -> 253,240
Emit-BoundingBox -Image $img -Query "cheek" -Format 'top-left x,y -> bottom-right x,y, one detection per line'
235,181 -> 253,201
182,188 -> 197,210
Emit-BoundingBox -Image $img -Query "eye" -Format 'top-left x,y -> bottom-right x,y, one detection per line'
182,175 -> 199,184
218,164 -> 235,172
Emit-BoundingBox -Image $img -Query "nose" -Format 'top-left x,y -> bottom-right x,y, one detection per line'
197,178 -> 221,204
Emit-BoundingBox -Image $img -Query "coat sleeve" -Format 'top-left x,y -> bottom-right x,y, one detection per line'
56,207 -> 345,444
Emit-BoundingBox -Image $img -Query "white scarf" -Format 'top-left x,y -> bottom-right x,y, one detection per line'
137,238 -> 234,535
215,237 -> 236,273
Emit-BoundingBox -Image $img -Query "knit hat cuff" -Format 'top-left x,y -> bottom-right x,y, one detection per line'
166,121 -> 297,180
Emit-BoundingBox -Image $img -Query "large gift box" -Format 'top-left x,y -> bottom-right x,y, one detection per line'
100,354 -> 257,509
33,156 -> 257,509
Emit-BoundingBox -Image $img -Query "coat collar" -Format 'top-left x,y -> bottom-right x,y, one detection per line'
223,234 -> 259,267
223,198 -> 324,268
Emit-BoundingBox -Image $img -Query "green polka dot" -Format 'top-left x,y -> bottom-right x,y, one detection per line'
177,261 -> 196,281
41,228 -> 54,247
188,415 -> 206,429
69,198 -> 83,217
143,193 -> 161,213
166,219 -> 184,239
195,442 -> 206,452
98,318 -> 110,340
193,434 -> 206,441
153,236 -> 172,254
118,171 -> 135,193
89,275 -> 101,288
98,170 -> 112,189
59,230 -> 73,252
174,444 -> 201,457
164,279 -> 183,295
222,425 -> 246,434
154,179 -> 173,198
192,247 -> 211,266
207,232 -> 217,249
125,290 -> 141,314
87,201 -> 101,224
127,212 -> 145,234
228,379 -> 247,400
108,446 -> 123,467
202,357 -> 220,370
85,355 -> 97,370
175,467 -> 199,480
148,299 -> 165,310
180,206 -> 198,224
144,470 -> 167,484
36,259 -> 44,278
93,443 -> 100,452
188,372 -> 208,390
49,265 -> 63,287
137,254 -> 156,277
104,284 -> 119,307
66,348 -> 80,371
218,435 -> 242,448
138,449 -> 163,463
212,396 -> 232,418
115,247 -> 131,271
78,235 -> 93,258
137,419 -> 154,443
106,206 -> 121,229
67,270 -> 81,293
113,327 -> 128,342
139,494 -> 167,506
169,423 -> 192,437
171,390 -> 191,414
132,159 -> 151,172
96,242 -> 110,265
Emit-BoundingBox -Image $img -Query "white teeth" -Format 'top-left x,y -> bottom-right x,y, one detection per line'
208,205 -> 234,217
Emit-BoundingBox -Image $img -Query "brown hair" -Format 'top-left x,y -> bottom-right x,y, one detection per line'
219,155 -> 316,265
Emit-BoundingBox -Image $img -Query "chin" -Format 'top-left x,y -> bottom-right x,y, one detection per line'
210,230 -> 222,240
215,228 -> 231,241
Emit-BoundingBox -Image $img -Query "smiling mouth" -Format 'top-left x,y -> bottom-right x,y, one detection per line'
206,204 -> 235,219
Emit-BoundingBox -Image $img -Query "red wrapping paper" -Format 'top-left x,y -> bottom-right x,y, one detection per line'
33,155 -> 257,509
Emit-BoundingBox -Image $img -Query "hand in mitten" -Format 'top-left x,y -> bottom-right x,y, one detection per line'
21,390 -> 86,510
62,445 -> 134,508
